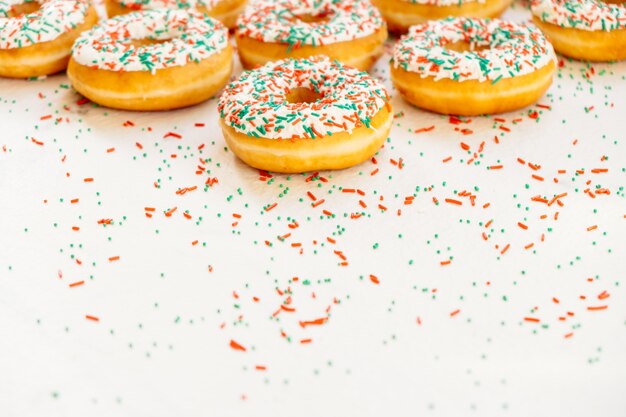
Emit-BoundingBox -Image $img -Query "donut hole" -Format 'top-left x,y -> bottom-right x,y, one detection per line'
8,1 -> 41,18
293,11 -> 332,24
286,87 -> 323,104
128,38 -> 172,49
444,41 -> 490,53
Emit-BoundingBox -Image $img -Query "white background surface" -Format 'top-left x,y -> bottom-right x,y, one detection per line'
1,4 -> 626,417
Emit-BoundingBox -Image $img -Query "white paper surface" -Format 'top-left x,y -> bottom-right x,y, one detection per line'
1,5 -> 625,417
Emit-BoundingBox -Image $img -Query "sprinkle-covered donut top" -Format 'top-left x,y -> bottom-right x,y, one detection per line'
218,56 -> 390,140
112,0 -> 218,12
71,9 -> 228,73
531,0 -> 626,32
236,0 -> 385,47
400,0 -> 484,6
0,0 -> 89,49
392,18 -> 555,83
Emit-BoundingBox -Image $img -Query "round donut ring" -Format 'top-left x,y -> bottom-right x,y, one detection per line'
218,56 -> 393,173
390,17 -> 556,115
372,0 -> 512,33
531,0 -> 626,61
235,0 -> 388,71
104,0 -> 247,29
0,0 -> 98,78
68,9 -> 233,111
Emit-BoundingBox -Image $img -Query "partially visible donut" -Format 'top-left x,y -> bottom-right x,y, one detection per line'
235,0 -> 387,71
531,0 -> 626,61
103,0 -> 247,29
372,0 -> 512,33
0,0 -> 98,78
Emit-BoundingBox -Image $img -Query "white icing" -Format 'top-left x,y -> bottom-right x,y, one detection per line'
392,18 -> 556,83
531,0 -> 626,32
114,0 -> 219,11
236,0 -> 385,47
71,9 -> 228,72
218,56 -> 390,140
0,0 -> 89,49
400,0 -> 484,6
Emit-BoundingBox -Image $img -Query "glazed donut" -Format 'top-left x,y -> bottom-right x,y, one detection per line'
371,0 -> 512,33
218,56 -> 393,173
0,0 -> 97,78
531,0 -> 626,61
235,0 -> 387,71
104,0 -> 247,29
390,17 -> 556,115
67,9 -> 233,111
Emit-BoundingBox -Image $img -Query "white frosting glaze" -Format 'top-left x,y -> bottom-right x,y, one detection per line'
400,0 -> 484,6
236,0 -> 385,47
392,18 -> 556,83
218,56 -> 390,140
71,9 -> 228,72
0,0 -> 89,49
113,0 -> 219,11
531,0 -> 626,32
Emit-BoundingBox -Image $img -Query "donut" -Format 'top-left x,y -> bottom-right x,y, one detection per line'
67,9 -> 233,111
371,0 -> 512,33
390,18 -> 556,116
235,0 -> 387,71
531,0 -> 626,61
103,0 -> 247,29
0,0 -> 98,78
218,56 -> 393,173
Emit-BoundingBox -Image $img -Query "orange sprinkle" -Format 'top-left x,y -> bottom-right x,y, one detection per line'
369,274 -> 380,284
83,178 -> 94,182
524,317 -> 540,323
587,225 -> 597,231
445,198 -> 462,206
300,338 -> 312,344
229,339 -> 246,351
265,203 -> 277,212
69,280 -> 84,288
532,174 -> 544,181
587,305 -> 608,311
85,315 -> 99,322
450,309 -> 460,317
106,147 -> 115,153
518,222 -> 528,230
440,259 -> 451,266
489,165 -> 503,170
108,256 -> 120,262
